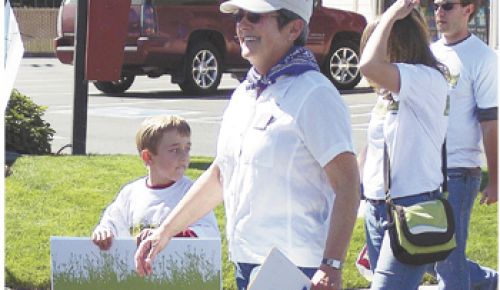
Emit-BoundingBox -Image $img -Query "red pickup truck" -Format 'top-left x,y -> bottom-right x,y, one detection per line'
55,0 -> 367,95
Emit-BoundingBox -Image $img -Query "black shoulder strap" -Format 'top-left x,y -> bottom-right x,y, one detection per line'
383,142 -> 391,197
442,140 -> 447,192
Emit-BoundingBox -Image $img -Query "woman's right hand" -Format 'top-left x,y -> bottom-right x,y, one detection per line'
134,228 -> 172,277
387,0 -> 420,20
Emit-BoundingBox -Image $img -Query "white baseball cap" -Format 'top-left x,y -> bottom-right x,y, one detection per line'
220,0 -> 313,24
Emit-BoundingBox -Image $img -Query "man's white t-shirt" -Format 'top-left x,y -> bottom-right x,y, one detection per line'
363,64 -> 449,200
215,70 -> 354,267
431,34 -> 498,168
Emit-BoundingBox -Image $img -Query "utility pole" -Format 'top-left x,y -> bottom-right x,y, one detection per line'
72,0 -> 88,154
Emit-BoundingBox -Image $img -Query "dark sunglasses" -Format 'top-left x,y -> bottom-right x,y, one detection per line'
232,10 -> 278,24
433,2 -> 468,11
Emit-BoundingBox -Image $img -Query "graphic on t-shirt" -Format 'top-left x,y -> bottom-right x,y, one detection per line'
373,99 -> 399,118
130,222 -> 159,236
387,100 -> 399,112
130,207 -> 171,236
442,70 -> 456,117
373,91 -> 399,118
446,73 -> 460,89
444,95 -> 450,116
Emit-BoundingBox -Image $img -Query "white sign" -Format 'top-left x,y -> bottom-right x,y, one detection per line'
3,0 -> 24,109
50,237 -> 221,290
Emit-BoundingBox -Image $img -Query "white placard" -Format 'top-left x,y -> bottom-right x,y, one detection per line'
248,247 -> 311,290
3,0 -> 24,109
50,237 -> 221,290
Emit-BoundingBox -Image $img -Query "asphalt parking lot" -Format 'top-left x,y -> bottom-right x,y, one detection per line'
14,57 -> 376,157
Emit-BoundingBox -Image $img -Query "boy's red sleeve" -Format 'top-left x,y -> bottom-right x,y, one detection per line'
174,228 -> 198,238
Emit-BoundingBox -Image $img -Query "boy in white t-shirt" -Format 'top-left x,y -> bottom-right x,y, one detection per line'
91,115 -> 219,251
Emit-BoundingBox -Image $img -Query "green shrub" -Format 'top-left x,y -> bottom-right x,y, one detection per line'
5,89 -> 55,154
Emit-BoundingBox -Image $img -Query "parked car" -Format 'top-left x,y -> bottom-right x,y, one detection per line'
55,0 -> 366,94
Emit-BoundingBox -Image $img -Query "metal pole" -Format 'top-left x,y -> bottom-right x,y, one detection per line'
377,0 -> 384,15
72,0 -> 88,154
489,0 -> 498,49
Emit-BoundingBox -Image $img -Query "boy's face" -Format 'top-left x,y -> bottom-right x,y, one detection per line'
144,130 -> 191,185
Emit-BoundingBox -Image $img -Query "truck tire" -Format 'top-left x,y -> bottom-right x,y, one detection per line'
323,40 -> 361,90
93,75 -> 135,94
179,42 -> 222,95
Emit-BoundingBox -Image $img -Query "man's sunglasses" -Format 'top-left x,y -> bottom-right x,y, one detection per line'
433,2 -> 468,11
232,10 -> 278,24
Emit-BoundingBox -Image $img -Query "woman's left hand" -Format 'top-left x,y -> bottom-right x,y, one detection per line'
135,228 -> 154,246
387,0 -> 420,20
311,265 -> 342,290
135,228 -> 172,277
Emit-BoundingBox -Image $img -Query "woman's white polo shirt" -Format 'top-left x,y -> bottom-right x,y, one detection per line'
215,70 -> 354,267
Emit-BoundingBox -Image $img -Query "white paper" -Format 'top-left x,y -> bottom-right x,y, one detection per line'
248,247 -> 311,290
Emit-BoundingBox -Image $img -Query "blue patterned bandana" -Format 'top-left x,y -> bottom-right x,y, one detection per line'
245,46 -> 320,93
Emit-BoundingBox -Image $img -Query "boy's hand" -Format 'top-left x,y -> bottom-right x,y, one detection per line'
91,229 -> 114,251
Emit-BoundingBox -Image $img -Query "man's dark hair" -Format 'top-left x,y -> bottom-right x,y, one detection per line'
461,0 -> 479,22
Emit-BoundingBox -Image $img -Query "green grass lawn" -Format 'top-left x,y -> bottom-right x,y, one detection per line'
5,155 -> 498,289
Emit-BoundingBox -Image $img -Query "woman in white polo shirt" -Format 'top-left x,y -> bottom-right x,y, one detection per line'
135,0 -> 360,289
359,0 -> 449,289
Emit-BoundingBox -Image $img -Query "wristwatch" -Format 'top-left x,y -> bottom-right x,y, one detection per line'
321,258 -> 343,269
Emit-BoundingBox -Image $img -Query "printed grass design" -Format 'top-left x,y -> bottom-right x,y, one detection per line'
52,246 -> 220,290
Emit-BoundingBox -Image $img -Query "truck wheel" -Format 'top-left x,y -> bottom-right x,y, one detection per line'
323,40 -> 361,90
93,75 -> 135,94
179,42 -> 222,95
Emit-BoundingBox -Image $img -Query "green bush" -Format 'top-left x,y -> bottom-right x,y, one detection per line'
5,89 -> 55,154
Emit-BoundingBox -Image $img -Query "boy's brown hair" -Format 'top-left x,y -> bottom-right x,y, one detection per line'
135,115 -> 191,155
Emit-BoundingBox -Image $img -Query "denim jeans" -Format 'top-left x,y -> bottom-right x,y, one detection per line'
364,190 -> 442,290
234,262 -> 317,290
434,167 -> 498,290
364,199 -> 387,272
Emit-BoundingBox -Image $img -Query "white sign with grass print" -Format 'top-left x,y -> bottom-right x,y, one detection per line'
50,237 -> 221,290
